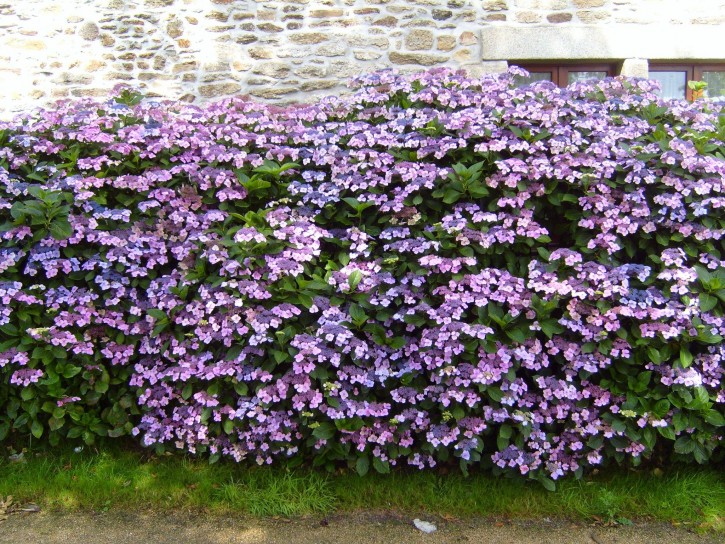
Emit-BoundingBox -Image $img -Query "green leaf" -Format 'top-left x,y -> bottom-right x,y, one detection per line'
469,185 -> 489,198
30,419 -> 44,439
505,327 -> 528,343
672,411 -> 688,431
335,418 -> 365,432
695,265 -> 714,285
697,332 -> 723,344
49,218 -> 73,240
48,416 -> 65,432
442,189 -> 461,204
181,383 -> 193,400
94,380 -> 109,394
107,427 -> 126,438
10,202 -> 30,220
499,424 -> 513,439
372,457 -> 390,474
20,388 -> 35,401
272,350 -> 289,364
225,345 -> 243,361
403,313 -> 426,327
647,347 -> 662,364
692,443 -> 709,464
691,386 -> 710,409
540,319 -> 563,339
400,373 -> 414,386
699,293 -> 717,312
611,419 -> 626,433
704,410 -> 725,427
657,425 -> 676,440
349,304 -> 368,326
277,162 -> 300,174
487,387 -> 504,403
355,455 -> 370,476
0,323 -> 18,336
636,371 -> 652,390
243,177 -> 272,193
679,347 -> 693,368
674,436 -> 695,455
311,422 -> 336,440
538,476 -> 556,492
342,197 -> 360,209
62,365 -> 82,378
296,293 -> 314,308
652,399 -> 670,418
347,270 -> 363,291
147,309 -> 167,321
253,160 -> 280,175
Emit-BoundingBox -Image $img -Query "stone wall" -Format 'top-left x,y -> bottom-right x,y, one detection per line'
1,0 -> 724,115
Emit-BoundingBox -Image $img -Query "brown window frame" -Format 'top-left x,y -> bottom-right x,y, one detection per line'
648,63 -> 725,100
513,63 -> 620,87
648,64 -> 695,100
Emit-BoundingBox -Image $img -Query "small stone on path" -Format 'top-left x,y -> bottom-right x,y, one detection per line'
413,519 -> 437,533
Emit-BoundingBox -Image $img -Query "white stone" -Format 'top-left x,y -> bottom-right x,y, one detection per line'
620,58 -> 648,78
481,24 -> 725,60
413,519 -> 437,534
2,0 -> 725,114
466,60 -> 508,77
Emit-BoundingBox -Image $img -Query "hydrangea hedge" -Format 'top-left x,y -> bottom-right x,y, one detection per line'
0,68 -> 723,487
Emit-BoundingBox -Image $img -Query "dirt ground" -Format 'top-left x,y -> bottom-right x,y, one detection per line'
1,511 -> 722,544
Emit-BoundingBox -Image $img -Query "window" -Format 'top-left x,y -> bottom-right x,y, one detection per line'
649,64 -> 725,100
512,62 -> 725,101
701,69 -> 725,99
513,64 -> 619,88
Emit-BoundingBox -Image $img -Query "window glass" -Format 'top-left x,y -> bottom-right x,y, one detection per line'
702,71 -> 725,99
567,71 -> 607,84
514,72 -> 552,87
514,65 -> 616,88
650,71 -> 687,99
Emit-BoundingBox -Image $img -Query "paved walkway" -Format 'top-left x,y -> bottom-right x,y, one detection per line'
1,511 -> 721,544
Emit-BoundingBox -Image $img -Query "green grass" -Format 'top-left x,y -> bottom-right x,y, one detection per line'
1,446 -> 723,531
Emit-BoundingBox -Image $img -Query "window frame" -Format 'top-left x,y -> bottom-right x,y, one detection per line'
647,64 -> 695,100
648,63 -> 725,100
694,64 -> 725,99
513,63 -> 620,87
514,62 -> 725,100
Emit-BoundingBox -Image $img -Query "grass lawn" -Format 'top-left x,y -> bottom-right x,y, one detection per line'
1,445 -> 723,532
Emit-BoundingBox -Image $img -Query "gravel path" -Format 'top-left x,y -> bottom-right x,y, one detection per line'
1,511 -> 722,544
